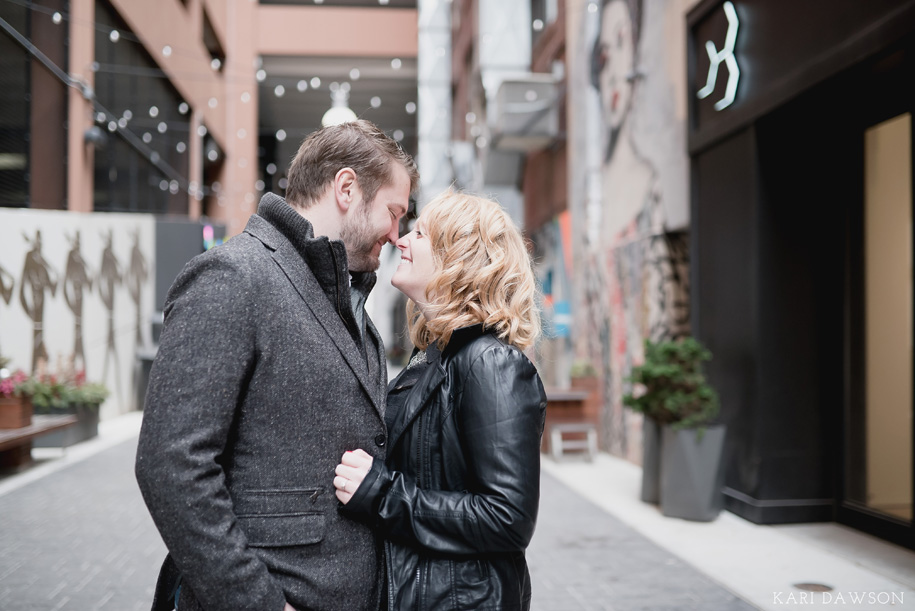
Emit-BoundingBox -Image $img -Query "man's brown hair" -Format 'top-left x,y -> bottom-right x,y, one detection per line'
285,119 -> 419,209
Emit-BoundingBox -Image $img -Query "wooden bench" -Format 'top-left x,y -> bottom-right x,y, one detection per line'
0,415 -> 79,469
549,422 -> 599,461
542,388 -> 596,457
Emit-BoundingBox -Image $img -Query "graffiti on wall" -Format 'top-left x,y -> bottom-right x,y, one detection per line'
0,210 -> 154,418
532,212 -> 575,387
582,0 -> 691,459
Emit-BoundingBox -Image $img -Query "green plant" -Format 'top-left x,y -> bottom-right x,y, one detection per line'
69,382 -> 109,407
16,357 -> 108,413
622,337 -> 720,430
570,359 -> 598,378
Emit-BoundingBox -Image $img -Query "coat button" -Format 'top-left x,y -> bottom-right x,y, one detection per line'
374,434 -> 386,448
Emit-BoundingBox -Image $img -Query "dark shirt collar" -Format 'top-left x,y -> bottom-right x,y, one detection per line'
257,192 -> 376,343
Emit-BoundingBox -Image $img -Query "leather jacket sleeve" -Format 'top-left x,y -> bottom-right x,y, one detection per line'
343,344 -> 546,555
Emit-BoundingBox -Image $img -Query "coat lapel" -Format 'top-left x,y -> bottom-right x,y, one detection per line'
269,239 -> 385,419
387,362 -> 446,451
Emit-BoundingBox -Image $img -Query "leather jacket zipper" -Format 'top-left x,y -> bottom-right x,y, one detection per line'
414,412 -> 424,489
384,540 -> 396,611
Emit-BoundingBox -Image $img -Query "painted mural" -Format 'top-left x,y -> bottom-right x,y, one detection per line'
577,0 -> 691,460
532,212 -> 575,387
0,210 -> 155,419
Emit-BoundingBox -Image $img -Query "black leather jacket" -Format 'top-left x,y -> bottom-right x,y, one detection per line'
342,324 -> 547,610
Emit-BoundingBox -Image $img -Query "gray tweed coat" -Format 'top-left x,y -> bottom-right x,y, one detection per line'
136,194 -> 388,611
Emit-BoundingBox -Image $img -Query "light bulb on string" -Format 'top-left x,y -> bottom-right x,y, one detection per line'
321,88 -> 357,127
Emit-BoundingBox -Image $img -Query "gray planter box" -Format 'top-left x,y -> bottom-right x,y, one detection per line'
640,418 -> 661,504
660,424 -> 727,521
33,405 -> 100,447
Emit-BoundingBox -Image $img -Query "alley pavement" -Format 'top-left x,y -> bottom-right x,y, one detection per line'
0,413 -> 755,611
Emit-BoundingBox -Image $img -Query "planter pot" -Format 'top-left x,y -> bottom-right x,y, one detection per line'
660,424 -> 727,522
640,418 -> 661,504
33,404 -> 99,447
0,396 -> 32,429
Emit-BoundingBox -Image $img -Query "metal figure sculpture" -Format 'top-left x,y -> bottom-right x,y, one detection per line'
20,230 -> 58,373
98,229 -> 122,401
64,231 -> 94,373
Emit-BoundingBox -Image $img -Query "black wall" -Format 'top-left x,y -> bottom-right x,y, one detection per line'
691,1 -> 915,524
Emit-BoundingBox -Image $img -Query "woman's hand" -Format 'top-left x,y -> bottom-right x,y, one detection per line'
284,604 -> 297,611
334,449 -> 373,504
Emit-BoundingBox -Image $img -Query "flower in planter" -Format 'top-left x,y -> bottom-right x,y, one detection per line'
14,357 -> 109,414
0,369 -> 29,399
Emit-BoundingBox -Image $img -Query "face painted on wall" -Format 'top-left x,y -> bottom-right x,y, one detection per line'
597,0 -> 636,133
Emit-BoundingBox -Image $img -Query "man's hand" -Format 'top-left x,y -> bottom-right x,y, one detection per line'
334,449 -> 373,504
284,604 -> 296,611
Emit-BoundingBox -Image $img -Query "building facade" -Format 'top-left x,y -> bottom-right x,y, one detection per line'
688,0 -> 915,549
0,0 -> 419,414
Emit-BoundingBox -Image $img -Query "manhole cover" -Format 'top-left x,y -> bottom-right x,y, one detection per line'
793,583 -> 834,592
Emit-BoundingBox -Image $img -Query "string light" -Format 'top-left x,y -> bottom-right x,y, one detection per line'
4,0 -> 420,204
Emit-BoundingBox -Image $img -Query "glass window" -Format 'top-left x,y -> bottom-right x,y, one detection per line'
93,0 -> 190,214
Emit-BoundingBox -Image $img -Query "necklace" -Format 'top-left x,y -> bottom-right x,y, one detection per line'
406,350 -> 427,370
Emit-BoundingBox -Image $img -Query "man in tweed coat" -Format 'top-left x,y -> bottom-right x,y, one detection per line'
136,120 -> 418,611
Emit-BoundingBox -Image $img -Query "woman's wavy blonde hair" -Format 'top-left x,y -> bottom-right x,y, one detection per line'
406,190 -> 541,351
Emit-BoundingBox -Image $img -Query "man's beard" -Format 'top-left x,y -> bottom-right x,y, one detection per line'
340,200 -> 382,272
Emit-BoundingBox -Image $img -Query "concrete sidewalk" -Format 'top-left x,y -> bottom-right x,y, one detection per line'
0,412 -> 911,610
541,456 -> 915,611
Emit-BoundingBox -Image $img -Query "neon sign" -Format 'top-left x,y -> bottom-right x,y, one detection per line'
697,1 -> 740,111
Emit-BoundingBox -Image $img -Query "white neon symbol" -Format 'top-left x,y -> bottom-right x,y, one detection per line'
697,1 -> 740,111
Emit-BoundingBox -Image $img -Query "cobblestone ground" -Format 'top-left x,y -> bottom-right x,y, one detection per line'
0,437 -> 757,610
0,439 -> 164,611
528,467 -> 758,610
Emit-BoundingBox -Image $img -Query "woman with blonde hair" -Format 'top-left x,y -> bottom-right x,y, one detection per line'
333,190 -> 547,610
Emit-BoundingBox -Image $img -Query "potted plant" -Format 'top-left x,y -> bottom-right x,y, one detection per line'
569,358 -> 602,427
27,359 -> 109,447
623,337 -> 726,521
0,362 -> 33,430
